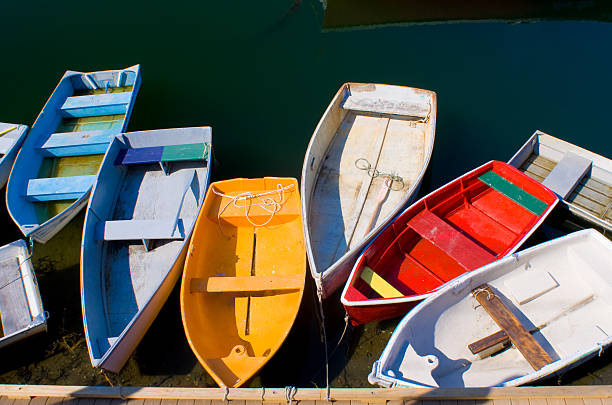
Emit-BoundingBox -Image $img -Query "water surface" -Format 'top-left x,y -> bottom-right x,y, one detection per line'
0,0 -> 611,388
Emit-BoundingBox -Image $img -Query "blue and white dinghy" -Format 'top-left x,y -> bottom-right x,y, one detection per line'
0,239 -> 47,348
0,123 -> 29,189
369,229 -> 612,388
81,127 -> 212,372
6,65 -> 141,243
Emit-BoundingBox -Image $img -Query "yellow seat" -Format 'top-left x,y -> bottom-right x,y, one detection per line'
360,266 -> 402,298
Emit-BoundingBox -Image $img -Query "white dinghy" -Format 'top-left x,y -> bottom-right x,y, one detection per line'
301,83 -> 436,298
81,127 -> 211,372
0,240 -> 47,348
509,130 -> 612,232
369,229 -> 612,388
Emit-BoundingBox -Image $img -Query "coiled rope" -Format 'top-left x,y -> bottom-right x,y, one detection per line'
212,183 -> 295,235
355,158 -> 404,191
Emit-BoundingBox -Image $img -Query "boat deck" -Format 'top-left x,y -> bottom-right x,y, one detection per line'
0,385 -> 610,405
519,154 -> 612,224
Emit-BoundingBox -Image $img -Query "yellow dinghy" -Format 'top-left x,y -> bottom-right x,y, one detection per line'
180,177 -> 306,387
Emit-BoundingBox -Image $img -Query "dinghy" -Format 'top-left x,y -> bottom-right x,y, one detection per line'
509,130 -> 612,232
369,229 -> 612,388
0,239 -> 46,348
7,65 -> 141,243
0,123 -> 28,189
81,127 -> 211,372
341,161 -> 558,325
301,83 -> 436,298
181,177 -> 305,387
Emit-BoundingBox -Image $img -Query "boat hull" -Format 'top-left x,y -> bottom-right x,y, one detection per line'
342,161 -> 559,325
302,82 -> 436,298
181,177 -> 306,387
509,130 -> 612,232
369,229 -> 612,388
7,65 -> 141,243
0,123 -> 29,189
81,127 -> 212,372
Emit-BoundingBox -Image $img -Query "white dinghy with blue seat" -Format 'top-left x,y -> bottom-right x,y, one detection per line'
0,123 -> 29,189
81,127 -> 212,372
6,65 -> 141,243
0,240 -> 47,348
369,229 -> 612,388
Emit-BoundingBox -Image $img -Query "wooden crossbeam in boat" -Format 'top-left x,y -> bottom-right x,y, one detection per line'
469,293 -> 594,357
190,275 -> 303,293
472,284 -> 553,370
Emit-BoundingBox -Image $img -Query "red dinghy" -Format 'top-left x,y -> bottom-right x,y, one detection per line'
341,161 -> 559,325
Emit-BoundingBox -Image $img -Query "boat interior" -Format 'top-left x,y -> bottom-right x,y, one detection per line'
347,162 -> 556,301
182,178 -> 304,387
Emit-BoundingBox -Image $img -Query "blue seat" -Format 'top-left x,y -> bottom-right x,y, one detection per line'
26,175 -> 97,201
60,92 -> 131,118
39,130 -> 117,157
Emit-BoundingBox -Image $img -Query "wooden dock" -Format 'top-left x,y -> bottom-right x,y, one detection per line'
0,385 -> 611,405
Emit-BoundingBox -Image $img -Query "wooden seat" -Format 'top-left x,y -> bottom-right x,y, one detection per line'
39,130 -> 116,157
60,92 -> 131,118
26,175 -> 97,201
115,143 -> 208,175
190,275 -> 303,293
359,266 -> 402,298
473,284 -> 553,370
409,210 -> 495,270
96,219 -> 185,241
96,169 -> 196,250
542,151 -> 592,199
0,257 -> 32,336
478,171 -> 548,216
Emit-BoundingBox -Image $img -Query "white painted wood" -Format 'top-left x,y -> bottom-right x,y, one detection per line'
542,152 -> 592,199
0,137 -> 16,155
96,219 -> 185,241
301,83 -> 436,298
369,229 -> 612,388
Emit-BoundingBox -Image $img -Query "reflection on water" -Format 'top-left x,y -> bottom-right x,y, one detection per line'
0,0 -> 611,388
322,0 -> 612,30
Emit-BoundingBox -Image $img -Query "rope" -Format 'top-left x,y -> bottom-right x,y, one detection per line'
472,287 -> 495,309
285,386 -> 297,405
315,285 -> 331,401
223,386 -> 229,402
355,158 -> 404,191
212,183 -> 295,235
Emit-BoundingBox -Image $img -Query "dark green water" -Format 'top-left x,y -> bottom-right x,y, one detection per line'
1,0 -> 611,388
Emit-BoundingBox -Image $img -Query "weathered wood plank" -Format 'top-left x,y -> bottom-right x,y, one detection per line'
546,397 -> 565,405
473,285 -> 553,370
510,399 -> 529,405
564,399 -> 585,405
582,399 -> 602,405
1,387 -> 612,402
569,194 -> 607,217
541,152 -> 591,199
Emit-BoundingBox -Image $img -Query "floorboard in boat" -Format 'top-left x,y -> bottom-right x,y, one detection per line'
309,111 -> 427,271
